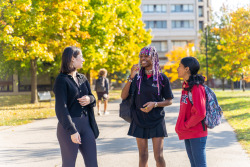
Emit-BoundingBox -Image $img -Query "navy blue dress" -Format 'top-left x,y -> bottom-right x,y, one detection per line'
128,73 -> 174,139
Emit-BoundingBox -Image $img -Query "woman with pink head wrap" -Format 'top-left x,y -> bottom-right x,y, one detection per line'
121,46 -> 174,167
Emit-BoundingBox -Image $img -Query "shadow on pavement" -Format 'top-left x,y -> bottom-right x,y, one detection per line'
0,148 -> 60,163
97,137 -> 138,155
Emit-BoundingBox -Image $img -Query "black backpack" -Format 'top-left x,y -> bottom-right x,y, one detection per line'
96,77 -> 106,92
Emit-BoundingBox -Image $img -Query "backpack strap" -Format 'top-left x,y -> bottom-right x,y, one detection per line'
104,78 -> 109,94
188,89 -> 206,131
130,76 -> 137,96
187,91 -> 193,105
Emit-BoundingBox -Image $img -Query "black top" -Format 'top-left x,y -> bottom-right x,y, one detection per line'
53,73 -> 96,135
131,73 -> 174,128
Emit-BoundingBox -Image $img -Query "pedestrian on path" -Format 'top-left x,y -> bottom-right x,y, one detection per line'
121,46 -> 174,167
175,57 -> 207,167
53,46 -> 99,167
95,68 -> 109,115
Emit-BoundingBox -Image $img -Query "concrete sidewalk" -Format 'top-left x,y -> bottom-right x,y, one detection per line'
0,92 -> 249,167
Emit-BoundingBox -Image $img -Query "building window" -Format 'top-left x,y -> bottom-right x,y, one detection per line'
148,5 -> 154,12
172,20 -> 194,29
172,41 -> 188,48
199,21 -> 204,30
198,0 -> 203,2
143,5 -> 167,13
145,21 -> 167,29
198,6 -> 204,17
151,41 -> 168,52
171,4 -> 193,13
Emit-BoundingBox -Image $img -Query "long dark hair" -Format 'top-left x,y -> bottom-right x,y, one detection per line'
181,57 -> 204,91
60,46 -> 82,74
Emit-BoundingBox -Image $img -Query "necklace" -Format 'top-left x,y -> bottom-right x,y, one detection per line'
145,69 -> 153,74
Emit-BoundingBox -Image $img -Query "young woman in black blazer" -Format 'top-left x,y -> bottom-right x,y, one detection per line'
53,46 -> 98,167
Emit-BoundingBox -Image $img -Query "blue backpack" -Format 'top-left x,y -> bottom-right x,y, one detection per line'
188,85 -> 223,129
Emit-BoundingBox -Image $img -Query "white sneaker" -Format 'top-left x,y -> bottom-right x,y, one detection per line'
104,111 -> 109,115
97,111 -> 102,116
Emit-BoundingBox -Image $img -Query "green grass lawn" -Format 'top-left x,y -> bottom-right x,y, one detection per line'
0,95 -> 56,126
215,91 -> 250,155
0,90 -> 122,126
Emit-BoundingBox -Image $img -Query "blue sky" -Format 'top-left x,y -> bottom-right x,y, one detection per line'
211,0 -> 250,14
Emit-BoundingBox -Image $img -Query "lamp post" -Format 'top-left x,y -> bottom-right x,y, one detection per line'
205,24 -> 209,86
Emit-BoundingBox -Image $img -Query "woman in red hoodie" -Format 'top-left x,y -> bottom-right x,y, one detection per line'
175,57 -> 207,167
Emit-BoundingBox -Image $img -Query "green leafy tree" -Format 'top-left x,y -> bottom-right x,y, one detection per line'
0,0 -> 92,103
197,6 -> 250,91
197,24 -> 229,89
0,47 -> 23,79
106,0 -> 151,74
217,7 -> 250,91
1,0 -> 151,101
81,0 -> 151,76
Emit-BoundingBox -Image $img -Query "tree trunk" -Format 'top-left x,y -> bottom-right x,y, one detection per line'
222,78 -> 225,91
231,80 -> 234,91
242,79 -> 246,92
242,74 -> 245,92
31,59 -> 38,103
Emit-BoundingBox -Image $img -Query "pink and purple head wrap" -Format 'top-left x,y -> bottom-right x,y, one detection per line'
137,46 -> 164,95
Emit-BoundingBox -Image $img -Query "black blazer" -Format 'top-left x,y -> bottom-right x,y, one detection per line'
53,73 -> 99,138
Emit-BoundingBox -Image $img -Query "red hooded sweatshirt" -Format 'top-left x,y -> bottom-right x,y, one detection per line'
175,82 -> 207,140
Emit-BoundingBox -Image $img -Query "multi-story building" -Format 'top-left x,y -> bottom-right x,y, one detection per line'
141,0 -> 211,65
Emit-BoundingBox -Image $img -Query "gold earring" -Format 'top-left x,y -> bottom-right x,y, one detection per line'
70,63 -> 74,69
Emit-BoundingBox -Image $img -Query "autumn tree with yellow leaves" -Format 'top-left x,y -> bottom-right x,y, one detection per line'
82,0 -> 151,75
198,7 -> 250,91
0,0 -> 151,103
216,7 -> 250,91
0,0 -> 92,103
164,43 -> 196,82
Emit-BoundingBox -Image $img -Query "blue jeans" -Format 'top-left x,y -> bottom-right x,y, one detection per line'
184,136 -> 207,167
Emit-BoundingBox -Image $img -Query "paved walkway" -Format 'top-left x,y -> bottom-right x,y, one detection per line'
0,92 -> 249,167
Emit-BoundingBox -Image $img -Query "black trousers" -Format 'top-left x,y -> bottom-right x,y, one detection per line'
57,114 -> 98,167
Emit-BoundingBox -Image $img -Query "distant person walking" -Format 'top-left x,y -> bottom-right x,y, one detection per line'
175,57 -> 207,167
95,68 -> 109,115
53,46 -> 99,167
121,46 -> 173,167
